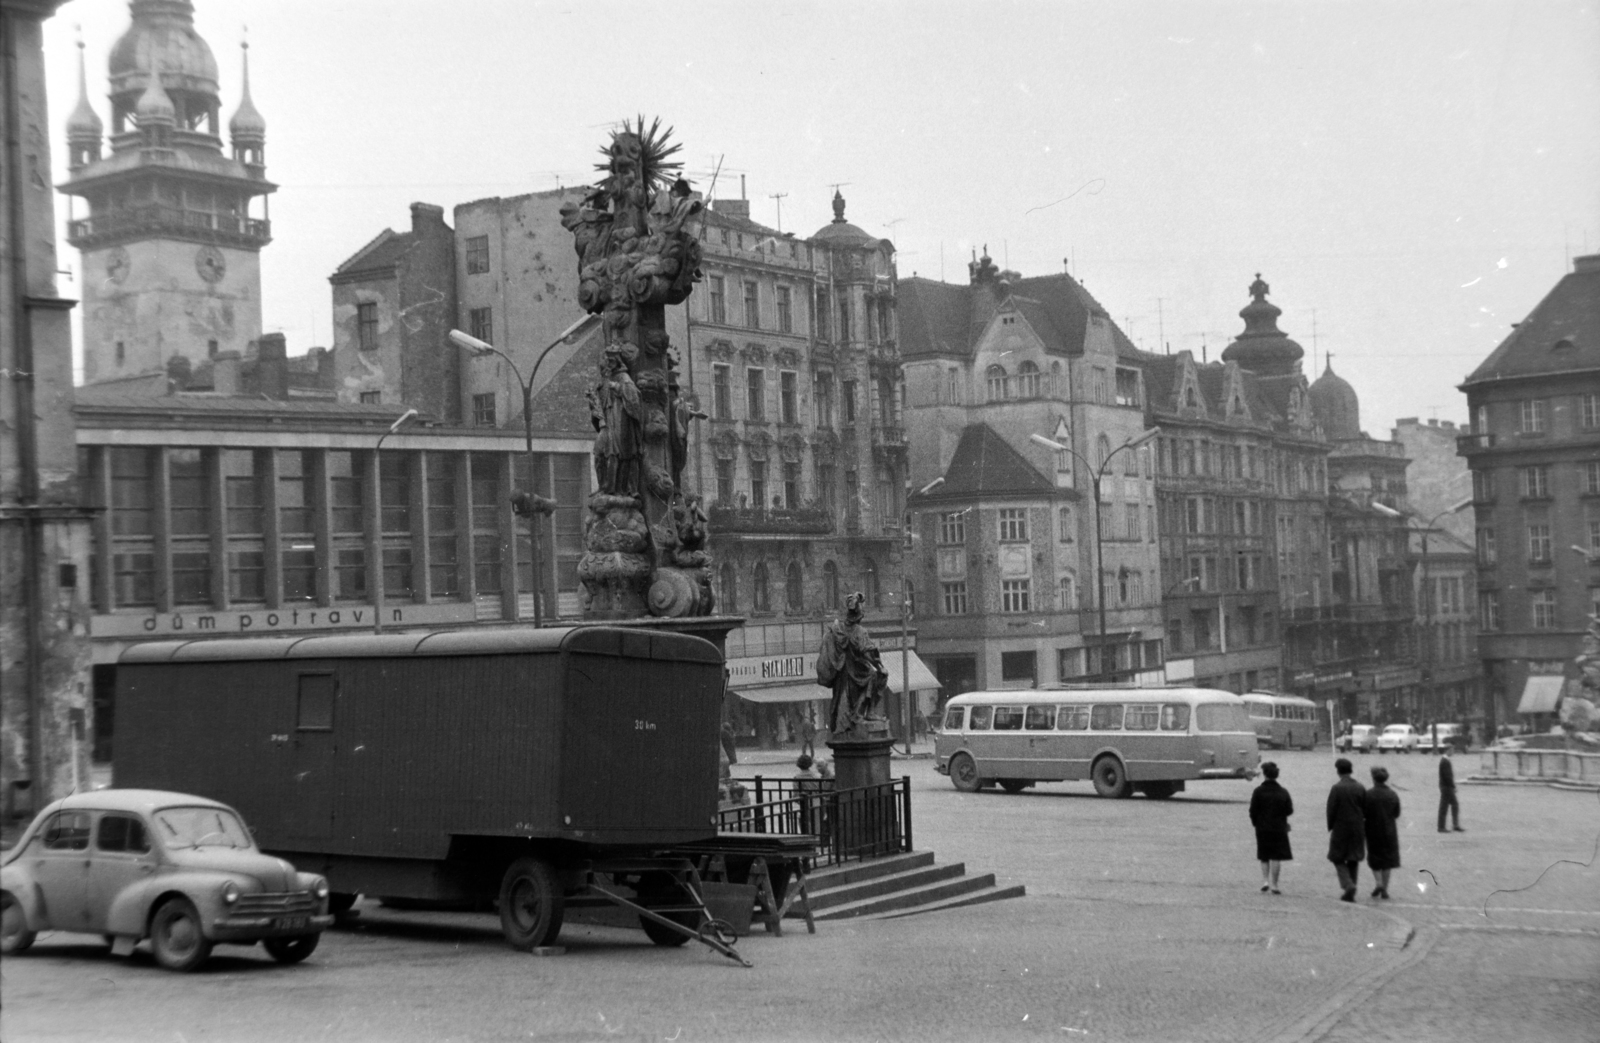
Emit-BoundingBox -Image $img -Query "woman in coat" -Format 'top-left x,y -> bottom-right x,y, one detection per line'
1364,765 -> 1402,899
1326,758 -> 1367,902
1248,761 -> 1293,894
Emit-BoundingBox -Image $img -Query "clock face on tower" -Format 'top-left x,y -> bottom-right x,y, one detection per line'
105,247 -> 129,284
195,245 -> 226,283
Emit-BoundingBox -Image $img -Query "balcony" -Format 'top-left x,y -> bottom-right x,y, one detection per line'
871,423 -> 906,448
1456,433 -> 1495,453
708,502 -> 834,535
68,205 -> 272,250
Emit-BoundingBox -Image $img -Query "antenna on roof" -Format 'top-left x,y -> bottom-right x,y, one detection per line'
768,191 -> 788,232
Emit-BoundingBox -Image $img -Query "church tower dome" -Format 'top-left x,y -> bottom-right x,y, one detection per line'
1220,273 -> 1306,377
1309,357 -> 1361,441
107,0 -> 220,139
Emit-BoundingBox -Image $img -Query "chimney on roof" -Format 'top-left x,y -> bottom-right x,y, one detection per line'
166,354 -> 192,393
258,332 -> 289,400
410,202 -> 446,234
1574,253 -> 1600,274
213,350 -> 241,396
712,198 -> 750,220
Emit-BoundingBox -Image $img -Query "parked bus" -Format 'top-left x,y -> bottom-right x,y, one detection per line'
934,688 -> 1260,799
1241,691 -> 1320,750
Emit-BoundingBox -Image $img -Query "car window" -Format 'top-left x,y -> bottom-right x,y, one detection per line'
1024,705 -> 1055,730
1160,704 -> 1190,731
993,707 -> 1025,731
42,811 -> 91,851
1056,705 -> 1089,731
1196,703 -> 1250,733
968,705 -> 992,731
943,706 -> 966,731
96,813 -> 151,854
1124,704 -> 1160,731
153,806 -> 252,850
1089,703 -> 1124,731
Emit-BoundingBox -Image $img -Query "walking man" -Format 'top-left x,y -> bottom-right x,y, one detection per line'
1438,749 -> 1464,832
1326,758 -> 1367,902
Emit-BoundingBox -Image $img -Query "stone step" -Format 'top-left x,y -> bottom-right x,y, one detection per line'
803,861 -> 968,911
866,882 -> 1029,920
810,870 -> 1007,920
805,850 -> 935,890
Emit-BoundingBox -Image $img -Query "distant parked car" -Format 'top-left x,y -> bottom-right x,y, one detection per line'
1337,725 -> 1378,753
1416,723 -> 1467,753
1,790 -> 332,971
1377,724 -> 1420,754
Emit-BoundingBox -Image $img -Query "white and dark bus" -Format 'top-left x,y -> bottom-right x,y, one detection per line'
934,688 -> 1260,799
1241,691 -> 1320,750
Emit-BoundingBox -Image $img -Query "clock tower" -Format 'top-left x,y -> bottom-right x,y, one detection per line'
60,0 -> 274,383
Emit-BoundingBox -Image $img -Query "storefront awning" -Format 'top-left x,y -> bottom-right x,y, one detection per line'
736,682 -> 830,704
1516,676 -> 1566,715
884,651 -> 941,692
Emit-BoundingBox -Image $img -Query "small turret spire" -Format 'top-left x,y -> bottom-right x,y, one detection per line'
229,32 -> 266,167
66,31 -> 103,169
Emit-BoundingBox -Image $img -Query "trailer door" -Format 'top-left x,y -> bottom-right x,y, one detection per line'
286,672 -> 338,843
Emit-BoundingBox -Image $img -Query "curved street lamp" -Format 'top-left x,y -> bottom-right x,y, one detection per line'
449,314 -> 601,626
1031,428 -> 1161,682
372,409 -> 419,635
1371,497 -> 1472,727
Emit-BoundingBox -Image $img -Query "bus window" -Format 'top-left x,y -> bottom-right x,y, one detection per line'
1274,704 -> 1286,719
969,705 -> 993,730
1025,705 -> 1055,730
1057,705 -> 1089,731
1246,700 -> 1272,719
1125,704 -> 1160,731
943,705 -> 966,731
1196,703 -> 1250,733
994,707 -> 1025,731
1160,704 -> 1190,731
1089,703 -> 1124,730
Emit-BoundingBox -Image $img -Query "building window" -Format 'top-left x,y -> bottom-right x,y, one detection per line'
1521,466 -> 1550,498
785,562 -> 804,611
838,299 -> 851,342
1058,647 -> 1084,679
841,381 -> 857,423
776,286 -> 793,333
814,373 -> 834,428
940,511 -> 966,545
357,302 -> 379,351
947,368 -> 961,404
468,306 -> 493,344
1058,507 -> 1074,543
1124,503 -> 1141,541
360,390 -> 381,404
780,371 -> 798,424
1584,461 -> 1600,495
207,339 -> 218,358
327,451 -> 364,535
1017,361 -> 1041,398
709,275 -> 726,323
1478,591 -> 1499,631
464,235 -> 490,274
473,392 -> 497,427
1092,367 -> 1109,404
743,281 -> 760,328
1001,651 -> 1037,685
1058,574 -> 1076,610
1528,522 -> 1552,563
1519,399 -> 1547,433
379,454 -> 410,534
1591,517 -> 1600,553
711,364 -> 732,419
986,364 -> 1009,401
1167,618 -> 1184,654
817,462 -> 835,513
942,581 -> 968,615
998,508 -> 1028,542
746,369 -> 765,420
783,462 -> 800,508
864,559 -> 881,608
1001,579 -> 1031,613
823,560 -> 840,610
718,562 -> 737,612
1114,368 -> 1141,407
749,460 -> 767,508
426,453 -> 460,597
1476,527 -> 1496,566
335,547 -> 366,601
714,457 -> 734,504
1531,588 -> 1557,629
1582,393 -> 1600,430
115,341 -> 126,366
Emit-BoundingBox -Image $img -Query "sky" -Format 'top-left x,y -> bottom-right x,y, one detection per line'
41,0 -> 1600,433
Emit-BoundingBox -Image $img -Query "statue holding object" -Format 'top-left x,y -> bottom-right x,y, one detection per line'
816,592 -> 890,739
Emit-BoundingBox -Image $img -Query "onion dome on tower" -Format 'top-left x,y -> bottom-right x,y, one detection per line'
107,0 -> 221,139
66,38 -> 104,170
229,39 -> 266,170
1221,273 -> 1305,377
1309,356 -> 1361,441
134,60 -> 176,148
811,189 -> 878,246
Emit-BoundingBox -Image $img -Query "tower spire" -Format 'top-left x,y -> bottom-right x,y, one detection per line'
229,32 -> 266,169
66,30 -> 103,169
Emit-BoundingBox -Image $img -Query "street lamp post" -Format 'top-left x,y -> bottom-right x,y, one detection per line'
1031,428 -> 1160,683
372,408 -> 419,635
900,476 -> 945,754
450,315 -> 601,627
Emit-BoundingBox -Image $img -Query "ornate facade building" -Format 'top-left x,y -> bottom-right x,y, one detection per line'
1457,253 -> 1600,731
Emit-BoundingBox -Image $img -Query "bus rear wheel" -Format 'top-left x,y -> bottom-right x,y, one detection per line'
950,753 -> 983,793
1091,756 -> 1133,799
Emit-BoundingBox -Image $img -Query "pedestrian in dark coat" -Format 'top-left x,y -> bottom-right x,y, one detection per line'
1249,762 -> 1293,894
1437,751 -> 1463,832
1363,766 -> 1401,899
1326,758 -> 1367,902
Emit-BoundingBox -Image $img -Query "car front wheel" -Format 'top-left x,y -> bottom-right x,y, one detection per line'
1,891 -> 35,955
150,898 -> 212,972
264,934 -> 320,964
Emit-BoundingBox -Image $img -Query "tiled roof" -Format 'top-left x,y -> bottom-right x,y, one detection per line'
899,270 -> 1140,362
1463,258 -> 1600,385
334,228 -> 411,276
898,278 -> 972,358
1140,354 -> 1181,410
922,423 -> 1054,500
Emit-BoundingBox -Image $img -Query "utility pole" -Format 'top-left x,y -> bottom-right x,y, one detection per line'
769,191 -> 787,233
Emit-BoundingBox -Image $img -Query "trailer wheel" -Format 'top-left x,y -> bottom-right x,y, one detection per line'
498,857 -> 564,950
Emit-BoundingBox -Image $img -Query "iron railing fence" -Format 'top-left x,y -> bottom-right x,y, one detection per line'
715,776 -> 912,867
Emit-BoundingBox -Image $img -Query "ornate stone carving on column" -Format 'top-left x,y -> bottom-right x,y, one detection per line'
562,118 -> 715,618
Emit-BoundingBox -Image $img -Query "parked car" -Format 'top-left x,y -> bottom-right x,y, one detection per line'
1377,724 -> 1420,753
1337,725 -> 1378,753
1,790 -> 332,971
1416,723 -> 1467,753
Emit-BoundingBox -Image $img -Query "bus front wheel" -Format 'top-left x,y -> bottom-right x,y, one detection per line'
1092,757 -> 1133,798
950,753 -> 983,793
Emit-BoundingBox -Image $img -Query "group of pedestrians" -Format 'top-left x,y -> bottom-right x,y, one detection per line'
1248,752 -> 1465,901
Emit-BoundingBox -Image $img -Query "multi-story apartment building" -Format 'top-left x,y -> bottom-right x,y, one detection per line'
900,254 -> 1164,693
1457,253 -> 1600,731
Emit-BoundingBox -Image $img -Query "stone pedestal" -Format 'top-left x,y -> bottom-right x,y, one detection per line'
827,721 -> 894,791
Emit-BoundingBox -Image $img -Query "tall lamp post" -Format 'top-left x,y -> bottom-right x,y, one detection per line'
1373,497 -> 1471,731
450,314 -> 601,627
372,408 -> 419,635
1031,428 -> 1160,682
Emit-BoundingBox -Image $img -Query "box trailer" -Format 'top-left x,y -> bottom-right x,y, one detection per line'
114,626 -> 746,959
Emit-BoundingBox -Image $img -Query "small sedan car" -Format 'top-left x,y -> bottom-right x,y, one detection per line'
1337,725 -> 1378,753
1377,724 -> 1420,753
1416,723 -> 1467,753
1,790 -> 332,971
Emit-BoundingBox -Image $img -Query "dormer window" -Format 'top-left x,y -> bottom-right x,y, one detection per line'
1185,385 -> 1198,408
1552,338 -> 1575,352
1001,316 -> 1016,326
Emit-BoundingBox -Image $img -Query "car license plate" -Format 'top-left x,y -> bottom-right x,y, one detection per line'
273,916 -> 309,931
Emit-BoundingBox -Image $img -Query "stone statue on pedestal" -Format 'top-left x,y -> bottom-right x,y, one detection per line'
817,592 -> 889,739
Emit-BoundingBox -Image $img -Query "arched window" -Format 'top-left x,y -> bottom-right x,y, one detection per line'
946,368 -> 961,404
823,560 -> 840,611
1050,360 -> 1063,398
1017,360 -> 1041,398
753,562 -> 770,612
718,562 -> 737,613
986,364 -> 1008,402
1185,385 -> 1199,408
1058,573 -> 1077,610
786,562 -> 805,612
1097,434 -> 1112,469
1058,506 -> 1075,543
863,559 -> 881,608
